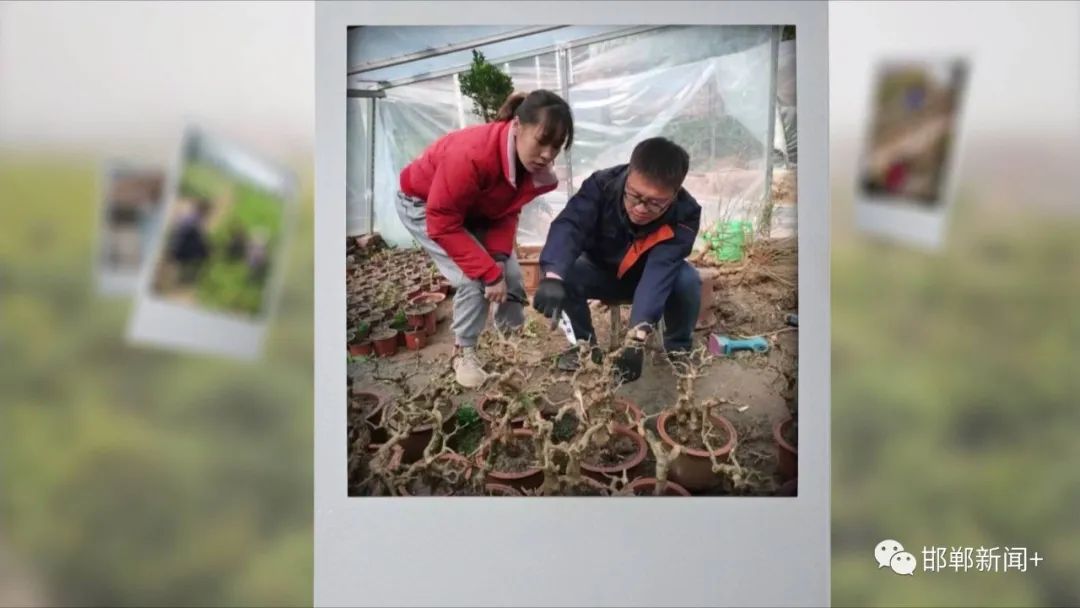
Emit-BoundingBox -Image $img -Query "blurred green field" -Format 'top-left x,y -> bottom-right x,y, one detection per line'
831,191 -> 1080,607
0,154 -> 314,607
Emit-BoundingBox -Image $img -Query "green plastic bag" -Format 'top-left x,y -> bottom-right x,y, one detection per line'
713,220 -> 753,262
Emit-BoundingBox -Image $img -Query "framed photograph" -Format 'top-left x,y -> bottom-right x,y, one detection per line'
854,56 -> 970,251
317,2 -> 829,606
94,160 -> 166,296
126,126 -> 298,361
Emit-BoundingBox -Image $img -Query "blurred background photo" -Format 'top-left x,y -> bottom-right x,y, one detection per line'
1,2 -> 313,606
94,161 -> 166,296
123,125 -> 298,361
853,55 -> 971,250
148,129 -> 290,320
858,58 -> 968,206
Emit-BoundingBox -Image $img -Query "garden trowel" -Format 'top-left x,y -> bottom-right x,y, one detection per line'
549,308 -> 577,346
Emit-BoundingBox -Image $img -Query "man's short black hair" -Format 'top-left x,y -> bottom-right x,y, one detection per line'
629,137 -> 690,192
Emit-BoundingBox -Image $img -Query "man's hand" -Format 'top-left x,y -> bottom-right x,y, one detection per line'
612,323 -> 651,383
532,277 -> 566,318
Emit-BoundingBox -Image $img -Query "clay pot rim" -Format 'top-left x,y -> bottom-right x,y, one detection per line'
626,477 -> 692,496
371,328 -> 399,341
476,428 -> 542,480
405,303 -> 436,316
350,391 -> 385,421
409,292 -> 446,305
773,416 -> 797,455
656,410 -> 737,458
580,426 -> 648,475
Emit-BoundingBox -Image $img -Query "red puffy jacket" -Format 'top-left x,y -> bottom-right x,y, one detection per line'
399,119 -> 558,285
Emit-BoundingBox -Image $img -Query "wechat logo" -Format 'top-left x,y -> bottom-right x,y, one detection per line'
876,539 -> 916,576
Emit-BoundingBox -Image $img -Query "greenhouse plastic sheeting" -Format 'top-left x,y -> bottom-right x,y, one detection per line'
346,97 -> 372,236
365,25 -> 779,249
561,26 -> 777,241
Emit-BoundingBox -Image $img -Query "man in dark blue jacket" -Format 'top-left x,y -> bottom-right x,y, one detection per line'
532,137 -> 702,382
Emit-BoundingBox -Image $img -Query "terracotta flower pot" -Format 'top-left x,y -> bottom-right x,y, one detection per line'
626,477 -> 692,496
656,410 -> 738,492
404,303 -> 433,330
695,267 -> 720,330
372,329 -> 399,358
423,309 -> 437,336
349,341 -> 373,357
404,328 -> 427,351
520,260 -> 541,293
476,428 -> 543,492
405,302 -> 437,337
773,416 -> 797,482
580,426 -> 649,484
410,292 -> 449,323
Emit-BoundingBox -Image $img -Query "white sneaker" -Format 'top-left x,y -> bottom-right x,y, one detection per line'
453,346 -> 487,388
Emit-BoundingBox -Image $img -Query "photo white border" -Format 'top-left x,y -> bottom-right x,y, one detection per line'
854,54 -> 972,252
126,125 -> 299,362
93,159 -> 167,297
316,3 -> 830,606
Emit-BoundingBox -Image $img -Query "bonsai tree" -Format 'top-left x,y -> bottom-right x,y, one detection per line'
459,49 -> 514,123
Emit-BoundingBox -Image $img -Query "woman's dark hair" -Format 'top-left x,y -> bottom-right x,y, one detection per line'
495,89 -> 574,150
629,137 -> 690,192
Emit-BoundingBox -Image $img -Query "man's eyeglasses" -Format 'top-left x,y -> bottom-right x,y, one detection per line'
624,187 -> 674,213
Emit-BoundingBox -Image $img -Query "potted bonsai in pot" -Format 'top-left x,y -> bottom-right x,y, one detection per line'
774,360 -> 798,486
366,364 -> 462,465
403,327 -> 427,351
651,347 -> 743,492
404,301 -> 437,336
371,327 -> 399,358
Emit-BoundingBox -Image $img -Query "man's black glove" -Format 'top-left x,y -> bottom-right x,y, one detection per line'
532,277 -> 566,318
612,324 -> 651,383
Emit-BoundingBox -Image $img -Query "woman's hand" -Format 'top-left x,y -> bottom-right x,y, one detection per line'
485,261 -> 507,303
485,277 -> 507,303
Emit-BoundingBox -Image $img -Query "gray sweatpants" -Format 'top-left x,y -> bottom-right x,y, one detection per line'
394,190 -> 526,348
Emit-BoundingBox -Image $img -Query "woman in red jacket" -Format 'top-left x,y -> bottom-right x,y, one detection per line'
395,89 -> 574,387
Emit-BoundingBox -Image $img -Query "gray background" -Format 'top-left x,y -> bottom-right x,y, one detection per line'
315,2 -> 830,606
